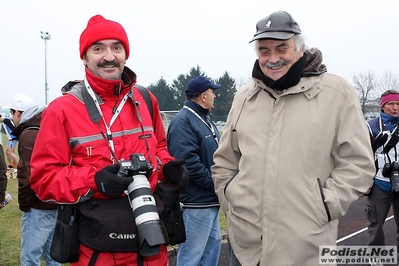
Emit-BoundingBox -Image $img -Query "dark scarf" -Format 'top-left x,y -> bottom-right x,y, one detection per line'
252,47 -> 327,91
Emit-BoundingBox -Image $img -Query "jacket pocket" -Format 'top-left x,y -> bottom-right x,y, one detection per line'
224,170 -> 239,201
317,178 -> 331,222
311,178 -> 330,226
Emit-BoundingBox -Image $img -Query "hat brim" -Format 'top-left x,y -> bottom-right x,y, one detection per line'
249,32 -> 295,43
210,84 -> 222,90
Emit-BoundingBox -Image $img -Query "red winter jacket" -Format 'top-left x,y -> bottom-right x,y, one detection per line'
30,66 -> 174,265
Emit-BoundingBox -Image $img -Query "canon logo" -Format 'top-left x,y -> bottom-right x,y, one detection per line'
109,233 -> 136,240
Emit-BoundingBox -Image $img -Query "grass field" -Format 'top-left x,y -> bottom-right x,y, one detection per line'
0,133 -> 227,265
0,177 -> 23,266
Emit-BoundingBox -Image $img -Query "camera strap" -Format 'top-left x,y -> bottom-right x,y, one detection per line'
84,77 -> 130,162
183,105 -> 219,145
382,126 -> 399,156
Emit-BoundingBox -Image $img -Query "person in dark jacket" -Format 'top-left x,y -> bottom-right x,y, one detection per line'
1,114 -> 18,171
366,89 -> 399,265
11,102 -> 60,266
3,94 -> 35,172
167,76 -> 222,266
0,143 -> 7,209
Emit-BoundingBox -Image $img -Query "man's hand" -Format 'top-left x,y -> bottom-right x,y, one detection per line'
163,159 -> 189,190
95,164 -> 133,197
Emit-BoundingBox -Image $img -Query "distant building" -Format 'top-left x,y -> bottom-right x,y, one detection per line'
0,106 -> 11,119
0,106 -> 11,148
363,98 -> 380,121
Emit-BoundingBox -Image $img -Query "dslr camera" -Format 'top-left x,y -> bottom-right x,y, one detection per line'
382,161 -> 399,193
118,153 -> 169,256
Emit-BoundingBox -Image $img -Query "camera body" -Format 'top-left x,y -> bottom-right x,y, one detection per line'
118,154 -> 168,256
118,153 -> 153,179
382,161 -> 399,193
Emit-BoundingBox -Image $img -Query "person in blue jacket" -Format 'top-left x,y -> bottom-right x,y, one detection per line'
167,76 -> 222,266
367,89 -> 399,263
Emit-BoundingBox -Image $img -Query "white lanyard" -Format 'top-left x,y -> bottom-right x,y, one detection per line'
183,105 -> 218,145
84,77 -> 130,158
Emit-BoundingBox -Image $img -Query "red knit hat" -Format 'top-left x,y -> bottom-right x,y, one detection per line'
79,15 -> 130,59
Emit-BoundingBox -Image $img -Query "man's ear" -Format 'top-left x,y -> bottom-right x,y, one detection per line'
300,44 -> 305,56
200,92 -> 207,102
82,54 -> 87,66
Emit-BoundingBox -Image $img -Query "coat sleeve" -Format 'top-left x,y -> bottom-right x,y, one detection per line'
211,90 -> 246,212
17,129 -> 37,211
323,86 -> 375,220
30,101 -> 97,204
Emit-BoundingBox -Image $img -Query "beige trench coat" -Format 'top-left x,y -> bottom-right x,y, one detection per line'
212,73 -> 375,266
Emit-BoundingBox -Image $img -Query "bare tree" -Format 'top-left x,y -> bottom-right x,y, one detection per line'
235,76 -> 252,90
352,70 -> 377,113
377,70 -> 399,94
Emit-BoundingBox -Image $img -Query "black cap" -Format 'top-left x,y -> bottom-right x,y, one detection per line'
249,11 -> 301,43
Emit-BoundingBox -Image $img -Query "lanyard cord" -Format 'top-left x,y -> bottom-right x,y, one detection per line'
84,77 -> 129,162
134,101 -> 152,163
183,105 -> 219,145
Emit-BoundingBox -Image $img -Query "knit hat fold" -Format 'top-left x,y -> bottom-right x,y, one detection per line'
380,94 -> 399,108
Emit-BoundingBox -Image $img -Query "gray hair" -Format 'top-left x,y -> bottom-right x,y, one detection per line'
294,35 -> 305,52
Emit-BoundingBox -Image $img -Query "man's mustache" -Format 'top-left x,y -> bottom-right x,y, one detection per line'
265,60 -> 287,69
97,60 -> 120,68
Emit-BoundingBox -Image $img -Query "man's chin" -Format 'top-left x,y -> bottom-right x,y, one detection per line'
99,71 -> 121,80
102,75 -> 120,80
265,69 -> 286,81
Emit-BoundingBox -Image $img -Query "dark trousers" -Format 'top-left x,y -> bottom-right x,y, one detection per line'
366,183 -> 399,249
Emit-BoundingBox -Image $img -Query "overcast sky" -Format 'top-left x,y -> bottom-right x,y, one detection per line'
0,0 -> 397,108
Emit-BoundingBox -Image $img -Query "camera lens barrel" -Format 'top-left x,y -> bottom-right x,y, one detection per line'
127,175 -> 160,224
120,154 -> 169,256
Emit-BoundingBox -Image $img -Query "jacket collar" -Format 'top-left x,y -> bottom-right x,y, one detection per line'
85,66 -> 137,100
184,99 -> 210,118
248,76 -> 323,101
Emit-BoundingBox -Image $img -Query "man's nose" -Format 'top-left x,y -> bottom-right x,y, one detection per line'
103,48 -> 116,61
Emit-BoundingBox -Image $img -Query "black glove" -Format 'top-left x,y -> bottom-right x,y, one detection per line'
163,159 -> 189,190
371,133 -> 388,153
95,164 -> 133,197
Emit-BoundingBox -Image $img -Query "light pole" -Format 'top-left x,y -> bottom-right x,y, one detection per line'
40,31 -> 51,105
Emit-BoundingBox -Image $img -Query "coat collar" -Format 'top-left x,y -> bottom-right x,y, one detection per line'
248,76 -> 323,101
85,66 -> 137,100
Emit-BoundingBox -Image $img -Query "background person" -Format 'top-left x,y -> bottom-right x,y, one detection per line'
1,94 -> 35,172
30,15 -> 188,266
211,10 -> 375,265
0,143 -> 7,209
5,94 -> 34,172
167,76 -> 222,266
1,114 -> 18,171
11,101 -> 59,266
366,89 -> 399,262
